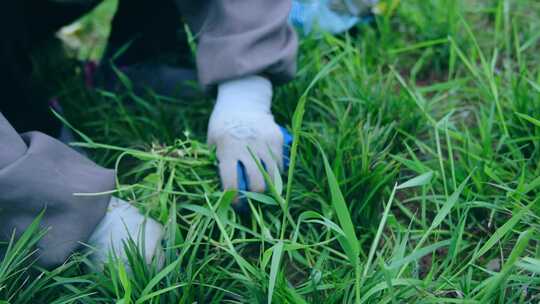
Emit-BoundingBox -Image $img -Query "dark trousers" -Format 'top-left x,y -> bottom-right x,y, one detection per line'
0,0 -> 189,137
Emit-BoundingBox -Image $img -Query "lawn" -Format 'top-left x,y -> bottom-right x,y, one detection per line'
2,0 -> 540,303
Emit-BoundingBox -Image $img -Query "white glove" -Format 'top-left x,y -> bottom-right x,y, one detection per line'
208,75 -> 284,194
87,197 -> 164,269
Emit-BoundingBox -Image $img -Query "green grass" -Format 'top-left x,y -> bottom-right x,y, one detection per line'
3,0 -> 540,303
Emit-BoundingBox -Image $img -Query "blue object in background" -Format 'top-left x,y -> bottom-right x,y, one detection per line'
289,0 -> 374,36
235,126 -> 293,213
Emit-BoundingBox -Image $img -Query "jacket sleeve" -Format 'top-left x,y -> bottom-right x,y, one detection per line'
0,113 -> 114,268
176,0 -> 298,86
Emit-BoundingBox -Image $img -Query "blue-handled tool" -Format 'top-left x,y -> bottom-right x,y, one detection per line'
234,126 -> 293,214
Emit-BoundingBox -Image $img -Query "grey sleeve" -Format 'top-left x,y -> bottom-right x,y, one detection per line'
0,113 -> 114,268
176,0 -> 298,86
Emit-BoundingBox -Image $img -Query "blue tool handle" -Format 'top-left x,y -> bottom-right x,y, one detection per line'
235,126 -> 292,213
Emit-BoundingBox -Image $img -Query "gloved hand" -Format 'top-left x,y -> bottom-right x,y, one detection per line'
208,76 -> 284,197
87,197 -> 164,269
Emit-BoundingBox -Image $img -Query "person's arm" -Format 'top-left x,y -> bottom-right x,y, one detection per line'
0,113 -> 113,268
176,0 -> 297,201
176,0 -> 298,86
0,113 -> 164,268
